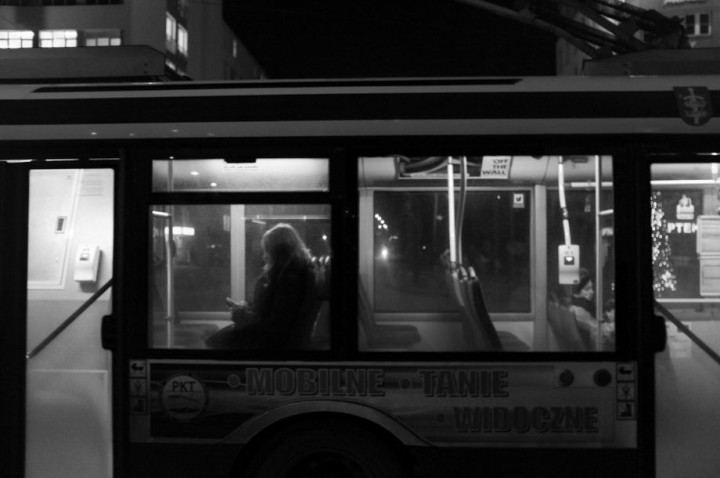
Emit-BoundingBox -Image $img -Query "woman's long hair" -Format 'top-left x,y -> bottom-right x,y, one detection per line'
261,223 -> 311,271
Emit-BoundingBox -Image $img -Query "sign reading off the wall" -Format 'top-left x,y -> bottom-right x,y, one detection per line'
480,156 -> 512,179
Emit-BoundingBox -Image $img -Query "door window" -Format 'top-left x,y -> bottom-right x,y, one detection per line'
651,160 -> 720,477
25,168 -> 114,478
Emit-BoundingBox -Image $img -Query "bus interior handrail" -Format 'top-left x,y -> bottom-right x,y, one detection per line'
26,278 -> 113,361
654,299 -> 720,367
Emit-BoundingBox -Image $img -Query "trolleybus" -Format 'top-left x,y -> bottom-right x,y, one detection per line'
2,76 -> 720,478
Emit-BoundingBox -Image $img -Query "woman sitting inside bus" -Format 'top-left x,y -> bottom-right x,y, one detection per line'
571,269 -> 614,351
206,223 -> 316,349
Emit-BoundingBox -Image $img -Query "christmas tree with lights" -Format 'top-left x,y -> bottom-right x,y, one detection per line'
651,191 -> 677,296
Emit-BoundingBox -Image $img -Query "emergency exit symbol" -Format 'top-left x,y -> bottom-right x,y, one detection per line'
617,402 -> 636,420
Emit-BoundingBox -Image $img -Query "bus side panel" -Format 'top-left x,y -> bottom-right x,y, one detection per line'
131,361 -> 636,449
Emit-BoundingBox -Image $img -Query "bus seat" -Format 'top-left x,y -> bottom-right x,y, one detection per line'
547,297 -> 587,351
453,266 -> 529,352
468,276 -> 529,352
465,270 -> 503,351
574,316 -> 596,351
358,281 -> 421,350
292,255 -> 331,349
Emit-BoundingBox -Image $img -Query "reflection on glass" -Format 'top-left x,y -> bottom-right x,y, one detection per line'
150,204 -> 331,350
651,161 -> 720,477
152,158 -> 329,192
373,191 -> 531,314
651,162 -> 720,299
360,155 -> 614,353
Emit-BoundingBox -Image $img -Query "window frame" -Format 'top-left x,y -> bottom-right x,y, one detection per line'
38,29 -> 78,48
685,12 -> 712,37
137,153 -> 344,359
0,30 -> 34,49
356,153 -> 618,356
177,24 -> 188,57
165,13 -> 177,53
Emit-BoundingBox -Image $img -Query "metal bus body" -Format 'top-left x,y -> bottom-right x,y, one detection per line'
3,76 -> 720,478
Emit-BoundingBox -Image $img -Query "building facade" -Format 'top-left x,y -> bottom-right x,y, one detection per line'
556,0 -> 720,75
0,0 -> 264,80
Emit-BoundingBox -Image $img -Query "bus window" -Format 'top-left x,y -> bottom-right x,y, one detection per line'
152,157 -> 329,192
358,155 -> 614,352
149,158 -> 331,350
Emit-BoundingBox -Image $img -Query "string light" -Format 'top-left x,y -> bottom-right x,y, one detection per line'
650,191 -> 677,295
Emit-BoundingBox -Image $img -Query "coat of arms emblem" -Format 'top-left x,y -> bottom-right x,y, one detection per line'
674,87 -> 713,126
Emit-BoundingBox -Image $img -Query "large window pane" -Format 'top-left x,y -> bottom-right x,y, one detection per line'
359,155 -> 614,353
150,203 -> 331,350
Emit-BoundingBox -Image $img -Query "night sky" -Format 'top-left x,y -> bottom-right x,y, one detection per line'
223,0 -> 557,78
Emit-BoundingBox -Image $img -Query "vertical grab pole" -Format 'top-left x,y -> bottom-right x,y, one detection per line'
165,212 -> 175,349
165,161 -> 175,348
594,155 -> 604,351
447,159 -> 457,266
456,156 -> 468,265
152,210 -> 175,349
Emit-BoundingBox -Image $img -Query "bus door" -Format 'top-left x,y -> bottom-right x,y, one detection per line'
18,162 -> 115,478
650,157 -> 720,478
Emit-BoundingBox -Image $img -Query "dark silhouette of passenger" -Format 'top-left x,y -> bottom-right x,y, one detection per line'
206,223 -> 315,349
570,269 -> 615,350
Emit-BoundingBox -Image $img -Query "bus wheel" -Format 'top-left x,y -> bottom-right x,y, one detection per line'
244,420 -> 408,478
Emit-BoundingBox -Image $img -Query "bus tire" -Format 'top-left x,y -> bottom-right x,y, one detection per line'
244,419 -> 409,478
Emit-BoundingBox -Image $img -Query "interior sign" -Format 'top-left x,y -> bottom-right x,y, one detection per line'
480,156 -> 512,179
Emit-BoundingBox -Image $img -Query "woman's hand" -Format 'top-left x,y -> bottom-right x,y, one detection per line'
226,297 -> 248,315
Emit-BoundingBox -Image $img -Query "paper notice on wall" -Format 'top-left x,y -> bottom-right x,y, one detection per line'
480,156 -> 512,179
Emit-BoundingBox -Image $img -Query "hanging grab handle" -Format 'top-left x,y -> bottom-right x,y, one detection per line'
558,156 -> 572,246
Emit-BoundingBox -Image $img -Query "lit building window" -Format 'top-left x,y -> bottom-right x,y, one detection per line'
685,13 -> 711,36
0,30 -> 34,49
177,24 -> 188,56
39,30 -> 78,48
166,13 -> 177,53
84,29 -> 122,47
